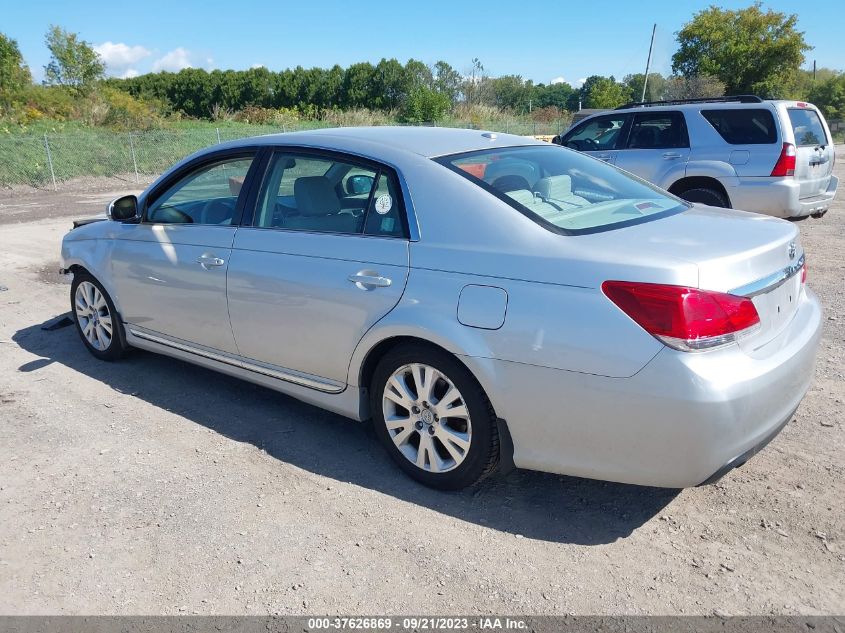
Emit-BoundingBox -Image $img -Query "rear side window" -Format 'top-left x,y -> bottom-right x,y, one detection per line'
627,112 -> 689,149
701,109 -> 777,145
788,108 -> 828,147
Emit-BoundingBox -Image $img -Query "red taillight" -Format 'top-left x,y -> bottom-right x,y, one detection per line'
771,142 -> 796,177
602,281 -> 760,351
801,262 -> 807,284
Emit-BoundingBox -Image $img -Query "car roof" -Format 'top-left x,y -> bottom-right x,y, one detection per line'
216,126 -> 547,159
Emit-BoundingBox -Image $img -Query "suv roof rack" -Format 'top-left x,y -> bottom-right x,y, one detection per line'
615,95 -> 763,110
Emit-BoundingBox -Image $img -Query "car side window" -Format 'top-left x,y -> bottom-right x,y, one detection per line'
254,151 -> 407,238
626,112 -> 689,149
254,153 -> 376,234
363,172 -> 407,238
562,115 -> 629,151
146,156 -> 254,225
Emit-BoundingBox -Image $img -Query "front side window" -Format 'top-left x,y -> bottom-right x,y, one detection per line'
562,114 -> 629,151
626,112 -> 688,149
437,145 -> 688,234
700,108 -> 777,145
254,151 -> 407,237
146,156 -> 254,224
787,108 -> 828,147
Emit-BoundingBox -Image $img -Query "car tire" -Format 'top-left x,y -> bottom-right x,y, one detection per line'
370,343 -> 499,490
678,187 -> 730,208
70,271 -> 128,361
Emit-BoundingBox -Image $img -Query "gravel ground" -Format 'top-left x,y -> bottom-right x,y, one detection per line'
0,159 -> 843,616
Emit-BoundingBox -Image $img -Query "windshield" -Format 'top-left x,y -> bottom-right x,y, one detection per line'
436,145 -> 688,234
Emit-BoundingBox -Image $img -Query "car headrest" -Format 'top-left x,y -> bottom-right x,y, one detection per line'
534,175 -> 573,199
294,176 -> 340,216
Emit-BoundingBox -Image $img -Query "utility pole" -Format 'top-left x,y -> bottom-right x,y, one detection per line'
813,60 -> 817,83
641,23 -> 657,103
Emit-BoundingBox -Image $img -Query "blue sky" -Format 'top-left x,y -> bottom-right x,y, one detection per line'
5,0 -> 843,86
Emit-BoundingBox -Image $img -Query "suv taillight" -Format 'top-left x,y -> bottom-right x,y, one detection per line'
602,281 -> 760,352
771,142 -> 796,177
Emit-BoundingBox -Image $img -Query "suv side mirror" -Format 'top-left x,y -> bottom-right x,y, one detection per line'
345,174 -> 375,196
107,195 -> 139,222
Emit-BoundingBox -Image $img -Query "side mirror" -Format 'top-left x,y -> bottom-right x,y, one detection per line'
345,174 -> 375,196
107,195 -> 139,222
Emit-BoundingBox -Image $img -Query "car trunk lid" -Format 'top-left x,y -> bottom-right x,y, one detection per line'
583,205 -> 803,351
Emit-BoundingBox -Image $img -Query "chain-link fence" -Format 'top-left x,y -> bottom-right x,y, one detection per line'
0,120 -> 567,192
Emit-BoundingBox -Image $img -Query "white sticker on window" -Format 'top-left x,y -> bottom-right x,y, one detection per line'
375,194 -> 392,215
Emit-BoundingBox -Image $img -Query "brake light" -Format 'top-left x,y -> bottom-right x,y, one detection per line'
771,142 -> 796,177
801,262 -> 807,284
602,281 -> 760,351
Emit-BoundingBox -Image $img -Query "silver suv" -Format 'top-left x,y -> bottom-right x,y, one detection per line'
555,96 -> 838,219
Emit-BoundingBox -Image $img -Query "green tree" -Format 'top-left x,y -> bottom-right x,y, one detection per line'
0,32 -> 32,109
43,25 -> 105,94
580,75 -> 631,109
401,86 -> 450,123
488,75 -> 533,111
432,60 -> 462,105
808,73 -> 845,119
662,74 -> 725,100
672,3 -> 810,96
622,72 -> 665,102
533,82 -> 574,111
341,62 -> 375,108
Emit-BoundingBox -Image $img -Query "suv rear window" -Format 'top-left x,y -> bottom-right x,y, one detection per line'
787,108 -> 828,147
701,109 -> 777,144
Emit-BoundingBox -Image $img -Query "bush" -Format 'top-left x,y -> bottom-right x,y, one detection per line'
401,87 -> 451,123
321,107 -> 395,127
233,105 -> 301,127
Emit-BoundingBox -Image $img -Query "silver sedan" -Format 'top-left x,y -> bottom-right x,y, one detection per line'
60,127 -> 822,490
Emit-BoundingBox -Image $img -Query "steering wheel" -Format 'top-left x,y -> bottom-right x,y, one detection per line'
582,138 -> 600,150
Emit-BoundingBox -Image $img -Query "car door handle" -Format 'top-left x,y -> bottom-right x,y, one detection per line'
348,272 -> 392,289
594,153 -> 613,161
196,254 -> 225,269
662,152 -> 682,159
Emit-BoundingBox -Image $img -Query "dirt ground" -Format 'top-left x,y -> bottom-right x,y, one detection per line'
0,158 -> 843,616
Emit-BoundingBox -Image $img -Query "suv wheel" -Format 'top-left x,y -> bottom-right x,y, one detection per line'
370,343 -> 499,490
679,187 -> 729,208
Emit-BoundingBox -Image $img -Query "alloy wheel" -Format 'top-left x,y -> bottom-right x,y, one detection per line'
381,363 -> 472,473
74,281 -> 113,351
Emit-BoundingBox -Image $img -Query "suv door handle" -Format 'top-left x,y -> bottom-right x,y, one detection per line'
662,152 -> 682,159
196,254 -> 225,269
594,153 -> 612,161
348,272 -> 392,290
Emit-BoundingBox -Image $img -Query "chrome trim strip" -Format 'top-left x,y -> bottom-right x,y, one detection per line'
731,253 -> 805,298
128,328 -> 345,393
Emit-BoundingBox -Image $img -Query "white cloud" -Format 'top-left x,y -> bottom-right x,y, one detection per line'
120,68 -> 140,79
574,77 -> 587,88
94,42 -> 151,76
152,47 -> 193,72
251,63 -> 265,69
94,42 -> 151,67
550,76 -> 567,85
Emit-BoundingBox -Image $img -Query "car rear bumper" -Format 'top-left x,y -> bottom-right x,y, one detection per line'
467,288 -> 822,488
725,175 -> 838,219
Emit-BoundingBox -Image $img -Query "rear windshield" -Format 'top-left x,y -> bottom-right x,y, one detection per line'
435,145 -> 688,235
788,108 -> 828,147
701,108 -> 777,144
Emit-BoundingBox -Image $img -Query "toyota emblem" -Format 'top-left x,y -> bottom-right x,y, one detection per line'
788,242 -> 797,260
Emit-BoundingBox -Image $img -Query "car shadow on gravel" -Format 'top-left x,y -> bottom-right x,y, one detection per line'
14,317 -> 679,545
